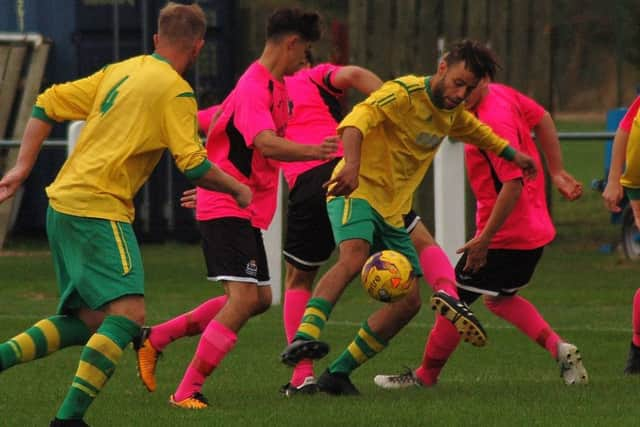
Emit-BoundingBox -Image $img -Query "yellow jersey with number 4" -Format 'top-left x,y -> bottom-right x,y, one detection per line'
335,75 -> 512,227
35,53 -> 210,223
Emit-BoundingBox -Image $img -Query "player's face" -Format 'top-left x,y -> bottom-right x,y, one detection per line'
432,61 -> 480,109
285,36 -> 312,76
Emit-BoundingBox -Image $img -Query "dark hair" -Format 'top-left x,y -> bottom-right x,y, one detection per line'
305,49 -> 314,65
158,2 -> 206,44
266,8 -> 321,42
445,39 -> 501,81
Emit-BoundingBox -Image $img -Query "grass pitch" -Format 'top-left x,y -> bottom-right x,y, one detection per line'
1,120 -> 638,426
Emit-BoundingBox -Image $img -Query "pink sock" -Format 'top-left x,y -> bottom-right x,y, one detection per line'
485,295 -> 561,359
632,288 -> 640,347
284,289 -> 314,386
174,320 -> 237,401
415,315 -> 460,385
420,245 -> 459,298
150,296 -> 227,351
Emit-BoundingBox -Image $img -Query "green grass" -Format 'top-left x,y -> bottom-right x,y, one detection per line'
2,120 -> 639,426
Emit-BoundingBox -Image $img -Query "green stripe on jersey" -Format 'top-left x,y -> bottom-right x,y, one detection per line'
31,106 -> 57,125
185,159 -> 212,181
177,92 -> 196,98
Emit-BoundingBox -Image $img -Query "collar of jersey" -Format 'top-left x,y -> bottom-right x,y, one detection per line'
424,76 -> 435,103
151,52 -> 170,64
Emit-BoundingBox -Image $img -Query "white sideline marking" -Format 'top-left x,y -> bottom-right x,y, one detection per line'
0,314 -> 629,333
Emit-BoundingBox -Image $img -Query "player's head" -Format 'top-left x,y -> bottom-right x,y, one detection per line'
266,8 -> 321,75
155,2 -> 206,68
431,39 -> 501,110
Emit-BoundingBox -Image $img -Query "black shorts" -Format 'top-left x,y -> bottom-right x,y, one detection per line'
283,158 -> 340,271
199,217 -> 270,285
455,246 -> 544,303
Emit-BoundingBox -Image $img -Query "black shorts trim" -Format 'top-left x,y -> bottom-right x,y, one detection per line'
199,217 -> 270,283
455,246 -> 544,299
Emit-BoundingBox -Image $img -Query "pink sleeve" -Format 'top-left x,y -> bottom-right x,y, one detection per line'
480,110 -> 524,183
513,89 -> 545,128
620,96 -> 640,132
233,81 -> 276,148
307,63 -> 344,97
197,105 -> 218,134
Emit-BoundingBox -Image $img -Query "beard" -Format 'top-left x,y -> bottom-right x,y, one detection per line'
431,79 -> 446,109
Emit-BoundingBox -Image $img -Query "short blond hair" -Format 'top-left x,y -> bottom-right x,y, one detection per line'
158,2 -> 206,46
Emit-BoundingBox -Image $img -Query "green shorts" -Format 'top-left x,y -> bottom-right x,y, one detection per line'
327,197 -> 423,276
46,206 -> 144,314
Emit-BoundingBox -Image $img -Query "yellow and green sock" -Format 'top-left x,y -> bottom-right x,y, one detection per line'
294,297 -> 333,341
56,315 -> 139,420
0,315 -> 91,371
329,321 -> 388,375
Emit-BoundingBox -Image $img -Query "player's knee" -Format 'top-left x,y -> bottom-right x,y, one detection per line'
403,289 -> 422,316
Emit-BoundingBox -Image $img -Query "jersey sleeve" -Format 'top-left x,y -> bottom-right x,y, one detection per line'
163,92 -> 211,181
233,80 -> 277,148
338,80 -> 410,138
33,67 -> 106,123
308,63 -> 344,97
514,89 -> 545,128
450,110 -> 511,157
620,96 -> 640,132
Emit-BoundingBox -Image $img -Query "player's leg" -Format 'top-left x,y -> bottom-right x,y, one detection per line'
477,247 -> 587,384
170,220 -> 271,409
624,288 -> 640,374
49,210 -> 144,425
281,165 -> 337,394
280,197 -> 372,366
318,218 -> 423,394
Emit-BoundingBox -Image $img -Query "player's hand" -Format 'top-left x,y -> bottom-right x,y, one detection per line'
324,162 -> 359,197
180,188 -> 197,209
312,136 -> 339,160
233,183 -> 252,208
0,168 -> 28,204
602,180 -> 624,213
456,236 -> 489,273
513,151 -> 537,180
552,170 -> 583,201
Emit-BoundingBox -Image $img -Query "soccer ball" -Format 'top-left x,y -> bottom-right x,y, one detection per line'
361,250 -> 414,302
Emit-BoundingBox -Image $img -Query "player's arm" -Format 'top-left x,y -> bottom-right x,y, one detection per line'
191,164 -> 252,208
533,111 -> 583,201
331,66 -> 383,95
325,126 -> 363,196
254,131 -> 338,162
0,118 -> 53,203
451,111 -> 537,178
603,128 -> 628,212
457,179 -> 522,272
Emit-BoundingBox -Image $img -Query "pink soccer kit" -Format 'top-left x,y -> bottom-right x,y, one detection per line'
196,61 -> 289,230
281,63 -> 345,189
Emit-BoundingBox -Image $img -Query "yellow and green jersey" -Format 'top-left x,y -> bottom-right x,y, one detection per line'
335,75 -> 512,227
621,108 -> 640,200
35,53 -> 211,223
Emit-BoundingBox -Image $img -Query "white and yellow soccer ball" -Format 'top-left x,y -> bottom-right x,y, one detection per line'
361,250 -> 414,303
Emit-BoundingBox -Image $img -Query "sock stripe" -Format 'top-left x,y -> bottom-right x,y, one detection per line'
73,375 -> 100,396
357,328 -> 385,352
298,324 -> 322,340
304,307 -> 328,323
77,360 -> 110,390
7,340 -> 21,360
34,319 -> 61,353
11,333 -> 35,361
353,335 -> 377,358
27,326 -> 48,358
71,380 -> 98,398
81,346 -> 118,375
86,334 -> 123,363
347,342 -> 368,364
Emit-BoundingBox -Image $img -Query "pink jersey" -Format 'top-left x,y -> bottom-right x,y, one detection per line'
198,105 -> 219,134
465,83 -> 555,249
281,63 -> 345,189
196,61 -> 289,229
620,96 -> 640,132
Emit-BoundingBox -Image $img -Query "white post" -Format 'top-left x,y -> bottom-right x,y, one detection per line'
263,171 -> 283,305
67,121 -> 85,155
434,137 -> 466,264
